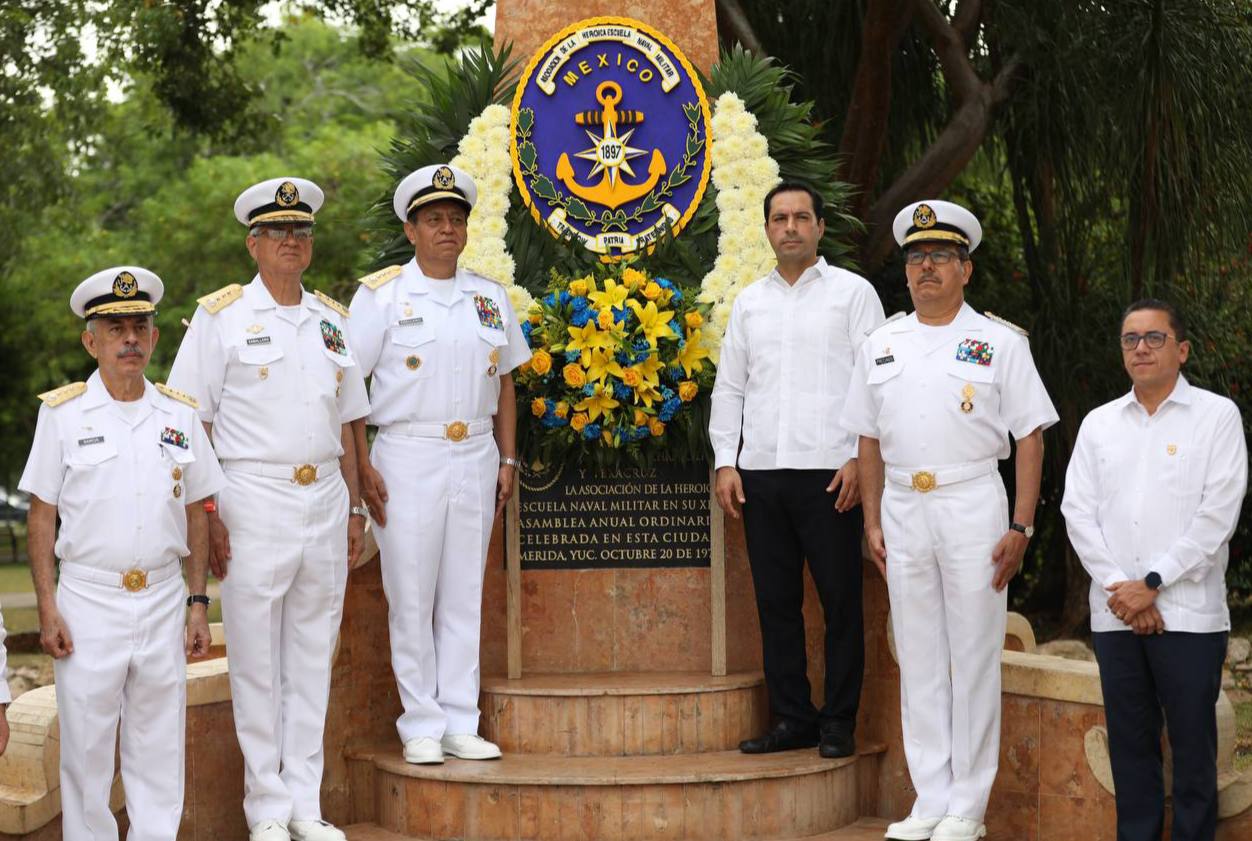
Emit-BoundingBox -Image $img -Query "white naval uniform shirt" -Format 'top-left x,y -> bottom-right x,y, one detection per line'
840,303 -> 1058,468
1061,376 -> 1247,633
348,260 -> 531,426
18,371 -> 226,572
169,277 -> 370,463
709,257 -> 885,470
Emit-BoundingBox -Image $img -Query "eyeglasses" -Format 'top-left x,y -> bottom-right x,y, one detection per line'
905,249 -> 961,265
1119,331 -> 1176,351
251,225 -> 314,241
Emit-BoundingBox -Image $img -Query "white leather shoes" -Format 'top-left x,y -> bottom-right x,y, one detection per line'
288,820 -> 347,841
885,814 -> 943,840
441,733 -> 502,760
931,816 -> 987,841
403,736 -> 445,764
249,820 -> 291,841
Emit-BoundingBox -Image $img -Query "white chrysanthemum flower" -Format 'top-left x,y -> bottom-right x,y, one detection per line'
450,103 -> 518,292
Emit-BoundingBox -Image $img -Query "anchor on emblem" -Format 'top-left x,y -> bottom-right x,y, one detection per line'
555,81 -> 668,210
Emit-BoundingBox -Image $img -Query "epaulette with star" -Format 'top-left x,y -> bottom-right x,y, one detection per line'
197,284 -> 243,314
314,290 -> 349,318
37,382 -> 87,407
984,311 -> 1029,336
156,383 -> 199,408
866,311 -> 907,336
357,265 -> 402,291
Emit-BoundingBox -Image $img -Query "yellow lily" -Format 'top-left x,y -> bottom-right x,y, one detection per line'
588,277 -> 630,314
635,353 -> 664,387
567,322 -> 614,359
584,347 -> 626,385
675,329 -> 712,377
574,382 -> 620,421
626,299 -> 676,348
633,380 -> 664,408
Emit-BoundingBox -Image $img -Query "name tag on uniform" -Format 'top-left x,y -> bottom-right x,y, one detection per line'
246,336 -> 272,346
398,317 -> 424,326
77,435 -> 105,447
875,355 -> 895,366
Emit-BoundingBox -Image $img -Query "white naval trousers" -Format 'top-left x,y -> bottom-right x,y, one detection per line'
54,562 -> 187,841
881,469 -> 1009,822
371,429 -> 498,743
218,468 -> 349,826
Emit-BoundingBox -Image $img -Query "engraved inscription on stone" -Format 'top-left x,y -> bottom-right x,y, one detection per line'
519,460 -> 711,569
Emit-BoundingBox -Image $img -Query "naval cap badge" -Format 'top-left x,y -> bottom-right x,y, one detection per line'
275,180 -> 300,207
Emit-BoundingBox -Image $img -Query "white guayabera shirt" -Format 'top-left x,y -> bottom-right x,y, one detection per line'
709,257 -> 885,471
1062,375 -> 1248,633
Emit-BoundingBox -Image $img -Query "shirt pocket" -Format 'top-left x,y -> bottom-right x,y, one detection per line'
66,440 -> 119,500
232,344 -> 286,397
477,324 -> 508,378
390,323 -> 437,379
945,359 -> 997,418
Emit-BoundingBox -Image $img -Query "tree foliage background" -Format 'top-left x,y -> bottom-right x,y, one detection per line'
3,0 -> 1252,633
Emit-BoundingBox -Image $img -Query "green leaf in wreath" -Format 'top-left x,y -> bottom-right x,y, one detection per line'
682,102 -> 700,124
566,197 -> 594,221
518,141 -> 538,173
638,192 -> 661,214
685,134 -> 703,159
516,108 -> 535,136
532,175 -> 560,203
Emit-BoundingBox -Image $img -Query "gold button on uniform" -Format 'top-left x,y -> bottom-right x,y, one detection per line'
259,367 -> 269,380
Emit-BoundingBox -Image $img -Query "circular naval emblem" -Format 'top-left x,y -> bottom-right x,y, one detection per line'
275,180 -> 300,207
433,165 -> 456,190
511,17 -> 712,258
112,270 -> 138,298
912,203 -> 936,229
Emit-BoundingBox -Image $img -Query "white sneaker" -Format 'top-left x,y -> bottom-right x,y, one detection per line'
931,816 -> 987,841
249,820 -> 291,841
440,733 -> 502,760
403,736 -> 445,764
288,820 -> 347,841
885,814 -> 943,840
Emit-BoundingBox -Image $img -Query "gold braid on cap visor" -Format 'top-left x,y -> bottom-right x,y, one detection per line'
902,230 -> 971,247
86,301 -> 157,318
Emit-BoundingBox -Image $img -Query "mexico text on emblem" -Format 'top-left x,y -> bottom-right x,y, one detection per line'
511,17 -> 712,258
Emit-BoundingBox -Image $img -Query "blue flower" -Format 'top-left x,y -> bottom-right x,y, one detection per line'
612,306 -> 628,324
615,350 -> 632,365
660,385 -> 675,400
570,308 -> 592,327
656,277 -> 674,289
659,397 -> 681,422
559,290 -> 572,306
543,292 -> 558,307
571,296 -> 588,312
669,288 -> 683,303
612,381 -> 632,401
583,423 -> 601,440
632,338 -> 650,353
521,321 -> 534,346
565,349 -> 581,362
582,383 -> 595,396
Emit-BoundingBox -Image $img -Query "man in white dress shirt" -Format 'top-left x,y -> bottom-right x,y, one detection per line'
20,266 -> 222,841
841,200 -> 1058,841
169,179 -> 369,841
1062,299 -> 1246,841
710,181 -> 885,757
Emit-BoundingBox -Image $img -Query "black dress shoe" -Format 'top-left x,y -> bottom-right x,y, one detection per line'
738,720 -> 819,754
818,727 -> 855,758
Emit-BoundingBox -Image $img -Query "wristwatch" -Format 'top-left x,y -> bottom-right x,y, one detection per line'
501,456 -> 521,469
187,594 -> 211,607
350,505 -> 370,518
1145,571 -> 1162,590
1009,522 -> 1035,539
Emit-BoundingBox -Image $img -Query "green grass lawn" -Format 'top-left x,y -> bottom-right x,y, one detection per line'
0,563 -> 32,593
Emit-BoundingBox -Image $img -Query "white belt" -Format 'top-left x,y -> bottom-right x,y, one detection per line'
221,459 -> 340,485
60,559 -> 181,592
886,460 -> 997,493
382,418 -> 493,442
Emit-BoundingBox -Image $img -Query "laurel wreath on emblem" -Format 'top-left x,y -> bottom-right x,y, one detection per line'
514,103 -> 705,234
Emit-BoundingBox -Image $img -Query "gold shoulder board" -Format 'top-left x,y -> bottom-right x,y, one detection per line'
357,265 -> 403,291
197,283 -> 243,315
156,383 -> 199,408
314,289 -> 349,319
37,382 -> 87,407
984,311 -> 1029,337
866,311 -> 907,336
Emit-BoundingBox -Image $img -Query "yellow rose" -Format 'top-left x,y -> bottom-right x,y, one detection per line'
678,380 -> 698,402
685,311 -> 703,329
555,401 -> 569,419
622,267 -> 647,290
530,398 -> 547,417
643,281 -> 662,300
633,409 -> 647,426
597,308 -> 615,330
570,412 -> 589,432
563,364 -> 586,388
569,278 -> 589,297
647,417 -> 666,437
622,367 -> 642,388
518,359 -> 532,375
530,349 -> 552,375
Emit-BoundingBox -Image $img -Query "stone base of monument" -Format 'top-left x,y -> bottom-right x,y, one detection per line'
338,671 -> 887,840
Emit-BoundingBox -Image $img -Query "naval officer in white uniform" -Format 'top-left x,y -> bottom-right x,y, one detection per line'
20,266 -> 223,841
169,178 -> 370,841
841,201 -> 1058,841
348,164 -> 530,764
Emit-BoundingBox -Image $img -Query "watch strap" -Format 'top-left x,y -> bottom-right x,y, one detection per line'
187,594 -> 211,607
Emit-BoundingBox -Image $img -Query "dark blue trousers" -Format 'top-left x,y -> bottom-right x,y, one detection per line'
1092,629 -> 1227,841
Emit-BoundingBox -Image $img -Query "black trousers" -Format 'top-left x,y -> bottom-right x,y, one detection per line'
740,468 -> 864,732
1092,630 -> 1228,841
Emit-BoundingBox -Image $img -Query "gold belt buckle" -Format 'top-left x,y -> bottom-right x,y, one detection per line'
293,464 -> 318,485
122,569 -> 148,592
445,421 -> 469,442
911,471 -> 937,493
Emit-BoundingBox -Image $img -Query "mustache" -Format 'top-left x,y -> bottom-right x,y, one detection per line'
117,345 -> 145,358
